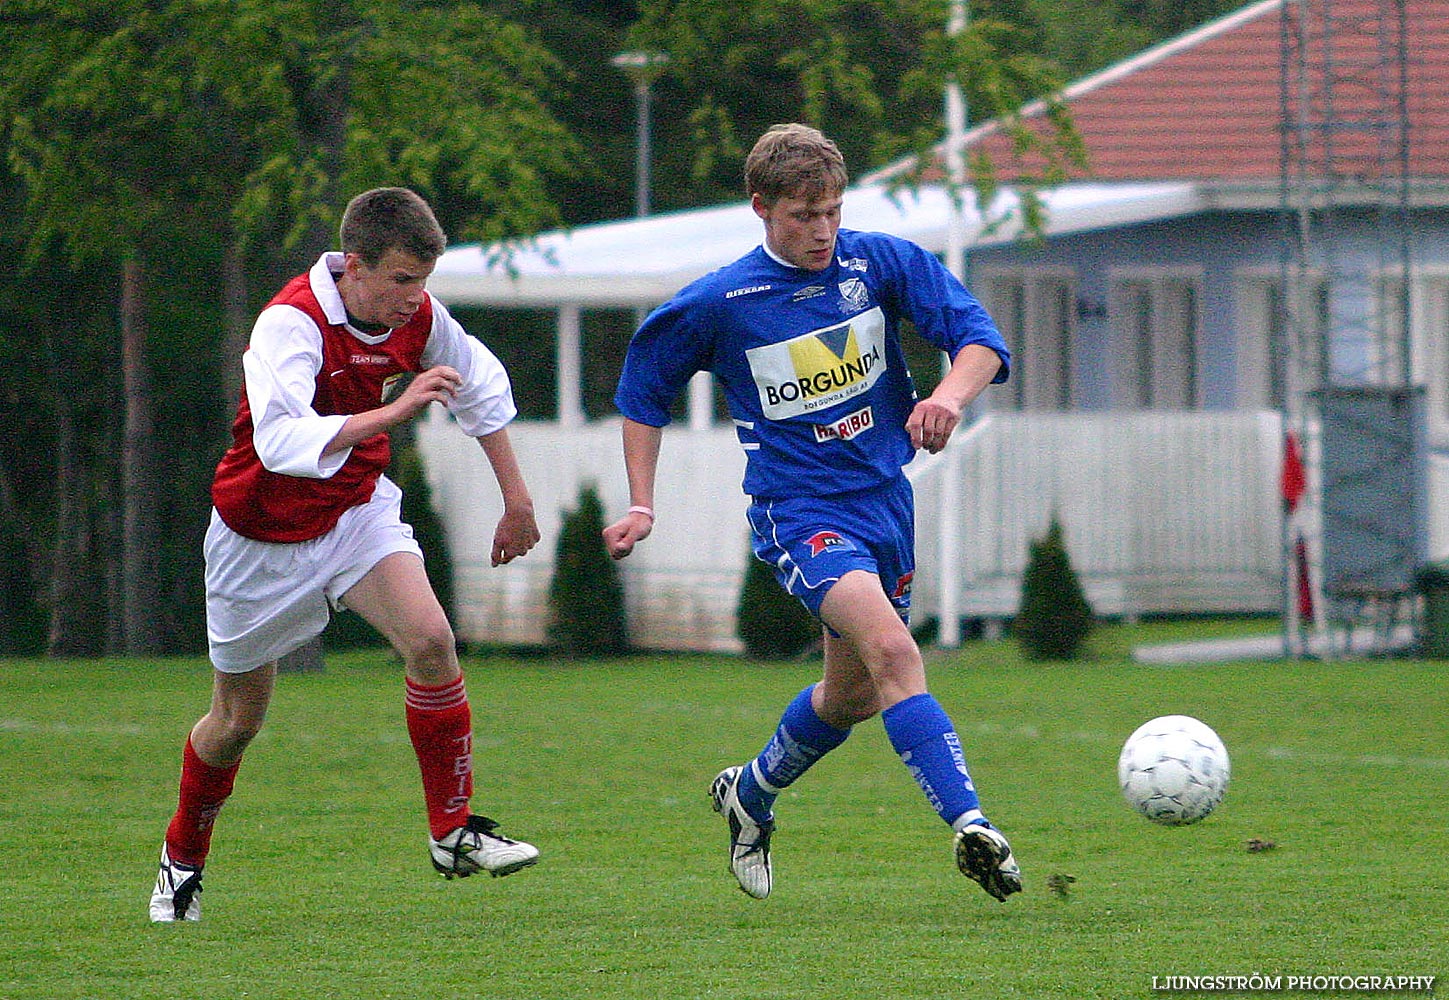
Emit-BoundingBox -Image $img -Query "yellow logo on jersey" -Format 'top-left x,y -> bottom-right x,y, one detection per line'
781,324 -> 871,398
747,307 -> 888,419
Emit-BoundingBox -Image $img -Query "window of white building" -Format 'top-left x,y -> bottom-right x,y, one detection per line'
1109,268 -> 1203,410
978,268 -> 1076,411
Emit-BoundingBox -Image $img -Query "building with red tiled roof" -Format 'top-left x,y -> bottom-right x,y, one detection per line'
951,0 -> 1449,184
915,0 -> 1449,422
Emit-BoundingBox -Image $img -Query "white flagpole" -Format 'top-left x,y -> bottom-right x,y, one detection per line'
938,0 -> 969,647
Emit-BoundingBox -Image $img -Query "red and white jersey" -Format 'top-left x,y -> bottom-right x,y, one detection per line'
212,253 -> 515,543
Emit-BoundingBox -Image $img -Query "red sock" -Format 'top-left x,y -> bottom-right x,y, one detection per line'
165,737 -> 240,868
405,675 -> 473,839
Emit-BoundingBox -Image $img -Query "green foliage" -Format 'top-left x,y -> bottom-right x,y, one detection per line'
1015,514 -> 1094,660
625,0 -> 1087,227
500,0 -> 1242,223
0,0 -> 581,654
3,646 -> 1446,997
736,551 -> 820,660
0,527 -> 45,654
338,3 -> 581,247
1414,560 -> 1449,589
870,10 -> 1093,242
0,0 -> 583,260
547,482 -> 630,656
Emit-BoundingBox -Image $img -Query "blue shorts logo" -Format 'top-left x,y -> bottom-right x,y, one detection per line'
806,530 -> 850,557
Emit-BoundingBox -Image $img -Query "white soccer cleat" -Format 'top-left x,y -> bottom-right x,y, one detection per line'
710,765 -> 774,899
150,843 -> 204,922
429,815 -> 539,879
954,823 -> 1022,902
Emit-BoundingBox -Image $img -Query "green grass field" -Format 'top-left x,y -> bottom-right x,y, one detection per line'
2,626 -> 1445,999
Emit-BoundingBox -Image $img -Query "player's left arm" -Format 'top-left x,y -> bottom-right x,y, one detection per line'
423,298 -> 537,564
601,418 -> 663,560
476,427 -> 540,566
906,343 -> 1004,454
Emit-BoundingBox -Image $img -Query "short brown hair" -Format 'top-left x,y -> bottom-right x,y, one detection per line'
744,124 -> 848,205
339,187 -> 447,265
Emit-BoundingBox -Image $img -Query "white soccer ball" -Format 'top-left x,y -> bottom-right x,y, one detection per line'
1118,715 -> 1230,826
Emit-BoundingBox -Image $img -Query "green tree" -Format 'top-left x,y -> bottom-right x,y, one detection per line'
1024,0 -> 1243,81
481,0 -> 1242,224
1014,514 -> 1094,660
490,0 -> 646,224
619,0 -> 1084,224
2,0 -> 226,653
0,0 -> 579,655
547,484 -> 630,656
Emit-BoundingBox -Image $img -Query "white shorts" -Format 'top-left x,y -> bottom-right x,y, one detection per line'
204,475 -> 423,673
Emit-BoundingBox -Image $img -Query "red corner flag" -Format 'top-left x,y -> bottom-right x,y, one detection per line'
1293,535 -> 1314,620
1281,431 -> 1307,513
1281,431 -> 1313,621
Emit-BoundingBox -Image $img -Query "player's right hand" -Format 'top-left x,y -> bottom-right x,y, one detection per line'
392,365 -> 462,419
602,513 -> 651,560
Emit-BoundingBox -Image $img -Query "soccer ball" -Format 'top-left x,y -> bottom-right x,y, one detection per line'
1117,715 -> 1230,826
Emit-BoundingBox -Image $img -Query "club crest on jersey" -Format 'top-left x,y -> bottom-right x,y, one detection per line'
745,307 -> 888,419
814,405 -> 874,442
838,277 -> 869,313
380,371 -> 416,405
805,530 -> 851,557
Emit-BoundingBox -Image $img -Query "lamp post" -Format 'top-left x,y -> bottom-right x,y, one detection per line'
610,50 -> 670,218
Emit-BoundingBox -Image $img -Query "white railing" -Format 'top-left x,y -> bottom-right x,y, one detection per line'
418,409 -> 1287,652
909,411 -> 1285,628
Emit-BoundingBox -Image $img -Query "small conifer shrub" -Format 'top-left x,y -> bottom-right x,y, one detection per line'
736,552 -> 820,660
1015,515 -> 1094,660
548,484 -> 630,656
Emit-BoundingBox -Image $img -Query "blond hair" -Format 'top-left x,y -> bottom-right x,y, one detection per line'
744,124 -> 848,205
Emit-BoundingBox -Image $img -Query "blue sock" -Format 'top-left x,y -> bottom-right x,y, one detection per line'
736,685 -> 851,821
882,693 -> 985,830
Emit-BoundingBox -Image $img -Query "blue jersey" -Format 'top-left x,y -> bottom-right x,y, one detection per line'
614,228 -> 1010,499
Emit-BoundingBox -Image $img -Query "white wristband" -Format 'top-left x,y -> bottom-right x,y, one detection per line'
627,505 -> 655,522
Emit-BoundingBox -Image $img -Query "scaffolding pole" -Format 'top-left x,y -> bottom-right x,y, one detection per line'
1277,0 -> 1414,657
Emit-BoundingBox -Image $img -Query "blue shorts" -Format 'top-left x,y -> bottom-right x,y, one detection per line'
746,477 -> 916,622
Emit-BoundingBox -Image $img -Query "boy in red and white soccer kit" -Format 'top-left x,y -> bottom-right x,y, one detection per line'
151,188 -> 541,922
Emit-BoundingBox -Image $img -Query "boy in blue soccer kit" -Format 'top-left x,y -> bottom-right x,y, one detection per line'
603,124 -> 1022,901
